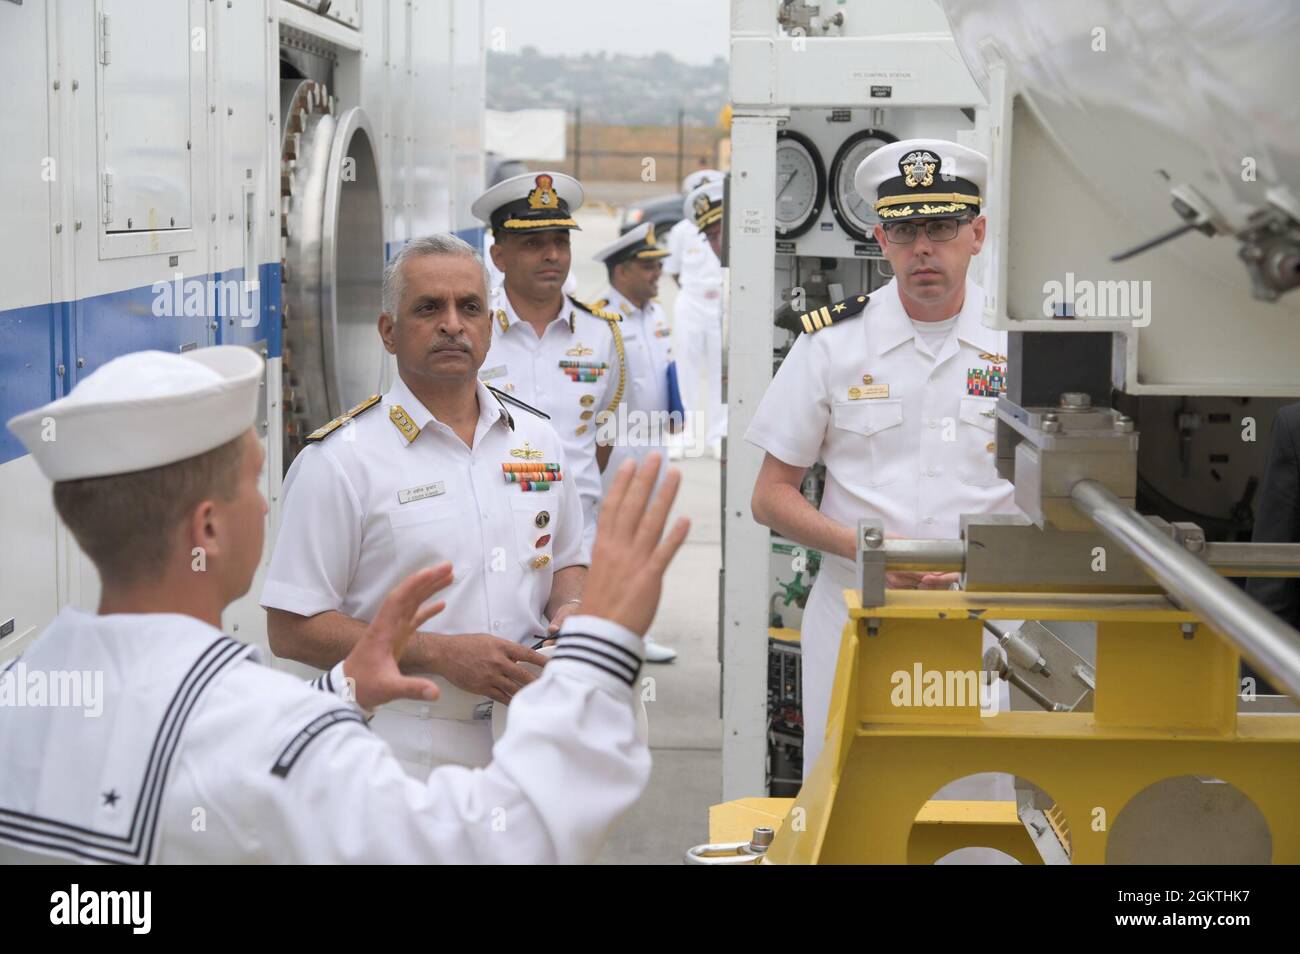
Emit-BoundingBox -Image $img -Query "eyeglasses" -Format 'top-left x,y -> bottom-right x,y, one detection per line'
882,217 -> 970,245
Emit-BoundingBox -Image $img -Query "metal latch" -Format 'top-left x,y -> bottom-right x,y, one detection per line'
684,826 -> 774,865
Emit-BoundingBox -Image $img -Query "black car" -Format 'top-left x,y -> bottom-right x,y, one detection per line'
619,193 -> 685,236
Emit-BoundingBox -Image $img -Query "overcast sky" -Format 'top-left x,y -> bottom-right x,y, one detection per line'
483,0 -> 730,64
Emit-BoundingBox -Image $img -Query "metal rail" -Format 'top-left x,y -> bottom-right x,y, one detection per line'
1071,479 -> 1300,701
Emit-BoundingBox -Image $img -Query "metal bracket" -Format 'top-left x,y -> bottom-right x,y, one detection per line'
856,518 -> 885,607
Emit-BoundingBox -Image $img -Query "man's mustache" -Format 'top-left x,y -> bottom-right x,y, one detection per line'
428,339 -> 472,353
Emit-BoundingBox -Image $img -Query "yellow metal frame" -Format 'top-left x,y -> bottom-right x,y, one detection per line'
718,590 -> 1300,864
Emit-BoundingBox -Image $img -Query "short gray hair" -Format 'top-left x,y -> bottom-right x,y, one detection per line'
382,233 -> 491,316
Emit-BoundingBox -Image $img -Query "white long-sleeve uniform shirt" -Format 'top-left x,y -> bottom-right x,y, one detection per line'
595,286 -> 674,488
0,608 -> 647,864
481,287 -> 626,552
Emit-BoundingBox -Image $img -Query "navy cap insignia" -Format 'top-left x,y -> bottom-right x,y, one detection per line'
527,174 -> 559,210
901,150 -> 938,189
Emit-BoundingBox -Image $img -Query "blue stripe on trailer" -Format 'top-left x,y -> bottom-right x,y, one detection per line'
0,263 -> 282,466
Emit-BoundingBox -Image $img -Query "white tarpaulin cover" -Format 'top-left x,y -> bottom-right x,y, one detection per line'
485,109 -> 568,161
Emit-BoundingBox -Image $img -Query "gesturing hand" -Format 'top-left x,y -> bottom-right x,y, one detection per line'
343,563 -> 454,711
435,634 -> 550,705
579,453 -> 691,637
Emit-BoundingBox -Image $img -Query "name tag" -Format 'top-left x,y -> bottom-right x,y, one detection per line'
848,384 -> 890,400
398,482 -> 446,505
479,365 -> 508,382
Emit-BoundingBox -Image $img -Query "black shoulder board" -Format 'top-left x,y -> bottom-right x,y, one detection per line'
568,294 -> 621,322
799,294 -> 870,335
486,384 -> 550,426
305,394 -> 382,443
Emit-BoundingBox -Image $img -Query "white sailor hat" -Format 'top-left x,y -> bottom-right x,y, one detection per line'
681,168 -> 723,195
471,171 -> 584,233
683,179 -> 724,231
592,221 -> 671,267
854,138 -> 987,223
6,345 -> 263,482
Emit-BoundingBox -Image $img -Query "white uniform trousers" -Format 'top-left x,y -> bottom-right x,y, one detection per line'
673,290 -> 725,446
370,695 -> 495,777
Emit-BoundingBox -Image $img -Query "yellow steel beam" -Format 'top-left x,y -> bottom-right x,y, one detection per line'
735,591 -> 1300,864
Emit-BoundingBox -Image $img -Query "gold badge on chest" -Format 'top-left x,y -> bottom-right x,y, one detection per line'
848,384 -> 890,400
510,440 -> 544,461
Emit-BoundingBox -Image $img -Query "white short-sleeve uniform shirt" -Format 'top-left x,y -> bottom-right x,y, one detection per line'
745,277 -> 1019,773
481,286 -> 624,552
597,286 -> 673,486
261,376 -> 585,771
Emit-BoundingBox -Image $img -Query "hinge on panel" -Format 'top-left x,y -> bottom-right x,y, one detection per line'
98,13 -> 111,65
102,171 -> 113,225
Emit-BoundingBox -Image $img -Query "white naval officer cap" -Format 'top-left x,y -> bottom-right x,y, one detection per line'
6,345 -> 263,482
854,138 -> 987,223
681,168 -> 723,195
592,221 -> 672,266
471,171 -> 585,233
683,179 -> 724,231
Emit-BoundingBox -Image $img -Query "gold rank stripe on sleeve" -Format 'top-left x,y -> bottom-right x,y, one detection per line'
388,405 -> 420,444
798,294 -> 870,335
304,394 -> 382,443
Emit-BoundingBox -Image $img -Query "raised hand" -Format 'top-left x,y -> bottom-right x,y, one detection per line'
343,563 -> 455,711
579,453 -> 691,637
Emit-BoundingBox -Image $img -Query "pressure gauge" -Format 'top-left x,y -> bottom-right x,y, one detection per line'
828,128 -> 898,243
774,130 -> 825,239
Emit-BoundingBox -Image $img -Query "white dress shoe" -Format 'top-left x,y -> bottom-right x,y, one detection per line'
643,637 -> 678,663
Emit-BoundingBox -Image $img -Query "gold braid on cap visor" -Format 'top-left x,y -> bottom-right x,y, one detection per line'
695,207 -> 723,229
873,192 -> 980,211
500,217 -> 580,229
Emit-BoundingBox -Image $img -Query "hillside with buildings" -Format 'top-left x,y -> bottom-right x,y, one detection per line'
487,48 -> 728,127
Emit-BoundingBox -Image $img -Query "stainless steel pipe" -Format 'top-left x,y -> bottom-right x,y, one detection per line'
881,540 -> 966,572
1071,479 -> 1300,701
883,538 -> 1300,578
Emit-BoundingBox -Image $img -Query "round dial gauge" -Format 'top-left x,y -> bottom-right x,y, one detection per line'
774,130 -> 825,239
828,128 -> 898,243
